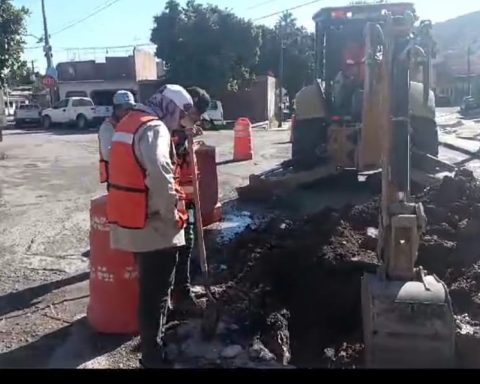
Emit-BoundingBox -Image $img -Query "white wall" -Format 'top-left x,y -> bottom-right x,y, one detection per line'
267,76 -> 277,121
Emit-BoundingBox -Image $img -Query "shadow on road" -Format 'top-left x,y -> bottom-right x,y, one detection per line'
0,272 -> 90,318
0,317 -> 132,368
3,126 -> 100,137
216,159 -> 240,166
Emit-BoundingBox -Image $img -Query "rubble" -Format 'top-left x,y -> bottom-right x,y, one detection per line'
220,345 -> 243,359
248,339 -> 276,362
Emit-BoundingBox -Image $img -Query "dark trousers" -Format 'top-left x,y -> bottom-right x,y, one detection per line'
135,248 -> 178,353
174,202 -> 195,293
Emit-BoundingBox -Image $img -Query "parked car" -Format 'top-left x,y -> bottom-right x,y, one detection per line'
201,100 -> 224,130
41,97 -> 112,129
435,95 -> 452,108
14,104 -> 42,127
0,90 -> 5,142
460,96 -> 480,116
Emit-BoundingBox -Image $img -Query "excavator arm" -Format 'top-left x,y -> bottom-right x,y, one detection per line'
361,13 -> 456,368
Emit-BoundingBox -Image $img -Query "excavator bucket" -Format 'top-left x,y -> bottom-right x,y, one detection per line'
361,273 -> 456,368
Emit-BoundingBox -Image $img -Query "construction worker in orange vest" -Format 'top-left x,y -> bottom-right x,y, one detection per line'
98,90 -> 136,185
171,87 -> 211,316
106,85 -> 205,369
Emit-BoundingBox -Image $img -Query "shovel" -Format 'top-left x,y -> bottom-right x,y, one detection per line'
186,131 -> 220,340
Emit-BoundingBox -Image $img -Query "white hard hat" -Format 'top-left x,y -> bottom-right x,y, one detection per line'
113,90 -> 135,106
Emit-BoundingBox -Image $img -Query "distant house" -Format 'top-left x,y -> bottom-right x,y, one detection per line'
56,48 -> 159,105
434,53 -> 480,104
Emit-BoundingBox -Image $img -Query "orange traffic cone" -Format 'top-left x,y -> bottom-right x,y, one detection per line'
233,117 -> 253,162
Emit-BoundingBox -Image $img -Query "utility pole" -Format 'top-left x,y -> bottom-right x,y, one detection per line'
41,0 -> 55,106
41,0 -> 53,69
467,44 -> 472,97
277,38 -> 286,128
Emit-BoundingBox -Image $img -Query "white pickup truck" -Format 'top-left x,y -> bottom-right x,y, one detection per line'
15,104 -> 42,127
41,97 -> 112,129
201,100 -> 225,130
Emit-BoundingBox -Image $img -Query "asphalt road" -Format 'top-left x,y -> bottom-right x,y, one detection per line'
0,111 -> 479,368
0,126 -> 290,293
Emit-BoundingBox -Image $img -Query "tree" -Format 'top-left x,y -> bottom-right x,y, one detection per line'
255,12 -> 315,100
6,60 -> 34,86
151,0 -> 260,96
0,0 -> 29,86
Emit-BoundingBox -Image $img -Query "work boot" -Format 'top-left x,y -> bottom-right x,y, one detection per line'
171,288 -> 206,317
139,346 -> 173,369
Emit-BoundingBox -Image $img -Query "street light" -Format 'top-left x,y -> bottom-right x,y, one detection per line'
24,33 -> 44,44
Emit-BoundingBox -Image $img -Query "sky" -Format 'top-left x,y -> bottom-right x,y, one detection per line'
14,0 -> 480,74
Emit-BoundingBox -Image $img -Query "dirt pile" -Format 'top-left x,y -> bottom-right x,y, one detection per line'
417,169 -> 480,319
216,207 -> 378,367
215,169 -> 480,368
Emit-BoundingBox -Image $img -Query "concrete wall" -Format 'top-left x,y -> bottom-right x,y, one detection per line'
137,80 -> 166,103
57,61 -> 98,81
57,49 -> 158,83
134,49 -> 157,81
57,80 -> 138,100
221,75 -> 277,123
105,57 -> 135,80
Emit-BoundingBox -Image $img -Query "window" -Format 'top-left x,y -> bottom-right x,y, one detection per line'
72,98 -> 93,107
209,101 -> 218,110
19,104 -> 40,110
54,99 -> 69,109
66,91 -> 88,98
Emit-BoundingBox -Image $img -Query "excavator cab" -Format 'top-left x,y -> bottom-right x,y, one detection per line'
292,2 -> 438,173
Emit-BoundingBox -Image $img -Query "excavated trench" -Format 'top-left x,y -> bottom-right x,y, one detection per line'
213,169 -> 480,368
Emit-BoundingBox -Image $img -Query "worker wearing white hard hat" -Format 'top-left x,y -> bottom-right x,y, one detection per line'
98,91 -> 137,186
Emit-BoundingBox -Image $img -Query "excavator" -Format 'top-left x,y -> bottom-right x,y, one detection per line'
238,2 -> 454,200
239,2 -> 456,368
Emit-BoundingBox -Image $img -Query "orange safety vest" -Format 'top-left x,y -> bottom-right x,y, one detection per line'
106,110 -> 188,230
99,117 -> 116,184
172,134 -> 195,203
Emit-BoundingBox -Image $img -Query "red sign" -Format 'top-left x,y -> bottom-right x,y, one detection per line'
42,75 -> 56,89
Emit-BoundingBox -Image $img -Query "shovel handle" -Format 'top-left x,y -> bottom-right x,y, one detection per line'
186,133 -> 209,277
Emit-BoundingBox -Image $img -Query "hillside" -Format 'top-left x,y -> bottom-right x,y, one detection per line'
433,10 -> 480,52
433,10 -> 480,75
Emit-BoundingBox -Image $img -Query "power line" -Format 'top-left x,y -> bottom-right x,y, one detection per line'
253,0 -> 323,21
51,0 -> 124,36
25,43 -> 154,52
246,0 -> 279,11
60,43 -> 154,51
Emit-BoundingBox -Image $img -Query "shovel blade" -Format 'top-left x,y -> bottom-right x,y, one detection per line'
361,273 -> 456,368
201,301 -> 220,340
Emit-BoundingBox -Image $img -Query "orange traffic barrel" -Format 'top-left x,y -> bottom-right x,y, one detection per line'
195,141 -> 222,226
180,141 -> 222,226
290,114 -> 296,143
233,117 -> 253,162
87,195 -> 139,334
